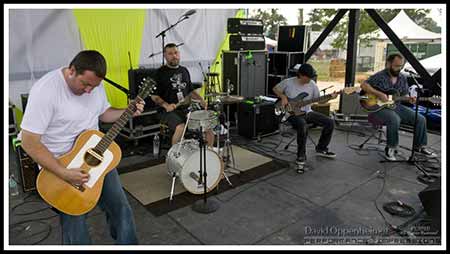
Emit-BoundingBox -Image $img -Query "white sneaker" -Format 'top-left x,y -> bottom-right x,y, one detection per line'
384,147 -> 397,161
213,124 -> 228,135
211,146 -> 223,154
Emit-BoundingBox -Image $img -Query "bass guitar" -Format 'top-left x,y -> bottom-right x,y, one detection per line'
275,87 -> 360,119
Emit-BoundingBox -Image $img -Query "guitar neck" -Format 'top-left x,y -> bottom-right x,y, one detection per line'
94,99 -> 139,154
394,96 -> 430,103
292,94 -> 333,108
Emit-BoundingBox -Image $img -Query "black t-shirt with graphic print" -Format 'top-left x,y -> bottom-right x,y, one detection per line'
154,65 -> 194,108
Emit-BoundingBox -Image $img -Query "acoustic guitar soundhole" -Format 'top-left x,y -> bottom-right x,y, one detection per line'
84,149 -> 103,167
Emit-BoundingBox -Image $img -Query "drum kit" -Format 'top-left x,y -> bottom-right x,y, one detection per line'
165,76 -> 244,213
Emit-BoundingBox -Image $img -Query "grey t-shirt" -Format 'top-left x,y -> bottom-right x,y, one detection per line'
274,77 -> 320,113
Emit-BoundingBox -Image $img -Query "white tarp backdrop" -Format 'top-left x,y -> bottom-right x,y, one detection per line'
9,9 -> 83,110
9,9 -> 237,111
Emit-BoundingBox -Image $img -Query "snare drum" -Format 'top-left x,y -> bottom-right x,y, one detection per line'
166,139 -> 224,194
188,110 -> 219,132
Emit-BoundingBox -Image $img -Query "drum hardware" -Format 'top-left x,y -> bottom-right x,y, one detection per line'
217,81 -> 243,175
167,105 -> 231,203
191,126 -> 221,213
186,107 -> 233,188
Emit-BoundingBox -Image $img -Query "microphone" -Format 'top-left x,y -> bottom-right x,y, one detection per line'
320,85 -> 334,93
182,9 -> 196,17
404,68 -> 419,76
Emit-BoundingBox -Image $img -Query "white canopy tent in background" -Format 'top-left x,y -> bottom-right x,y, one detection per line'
360,10 -> 441,72
403,53 -> 442,76
8,9 -> 238,111
370,10 -> 441,41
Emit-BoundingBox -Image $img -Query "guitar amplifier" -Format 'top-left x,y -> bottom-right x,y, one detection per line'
238,100 -> 279,139
16,145 -> 39,192
277,25 -> 309,52
229,35 -> 266,51
227,18 -> 264,34
128,68 -> 158,109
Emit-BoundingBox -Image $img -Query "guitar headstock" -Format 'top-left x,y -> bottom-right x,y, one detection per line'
426,95 -> 441,106
136,77 -> 157,100
341,86 -> 361,95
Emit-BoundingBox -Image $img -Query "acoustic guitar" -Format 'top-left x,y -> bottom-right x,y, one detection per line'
359,88 -> 441,113
36,78 -> 156,215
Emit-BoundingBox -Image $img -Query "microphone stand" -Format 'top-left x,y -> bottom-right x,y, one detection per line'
149,43 -> 185,60
380,73 -> 439,184
155,15 -> 190,66
192,126 -> 220,214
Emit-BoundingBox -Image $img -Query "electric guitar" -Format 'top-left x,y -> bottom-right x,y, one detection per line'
359,88 -> 441,113
275,87 -> 360,120
36,78 -> 157,215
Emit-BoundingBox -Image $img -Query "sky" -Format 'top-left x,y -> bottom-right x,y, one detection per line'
252,8 -> 443,27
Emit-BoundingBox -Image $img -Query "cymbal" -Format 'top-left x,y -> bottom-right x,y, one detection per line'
218,95 -> 245,104
205,92 -> 227,97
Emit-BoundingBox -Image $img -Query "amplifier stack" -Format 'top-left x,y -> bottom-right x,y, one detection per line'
227,18 -> 265,51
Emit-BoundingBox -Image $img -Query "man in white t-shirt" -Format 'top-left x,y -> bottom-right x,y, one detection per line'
273,63 -> 338,173
19,50 -> 144,245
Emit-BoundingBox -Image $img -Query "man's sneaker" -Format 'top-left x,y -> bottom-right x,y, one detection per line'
316,149 -> 336,158
296,156 -> 306,165
384,147 -> 397,161
414,147 -> 437,158
296,156 -> 306,174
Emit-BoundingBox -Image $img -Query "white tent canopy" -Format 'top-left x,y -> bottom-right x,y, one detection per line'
370,10 -> 441,40
265,37 -> 277,47
403,53 -> 441,76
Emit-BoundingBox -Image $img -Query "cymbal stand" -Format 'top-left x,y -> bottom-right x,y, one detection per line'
221,84 -> 241,175
213,101 -> 233,187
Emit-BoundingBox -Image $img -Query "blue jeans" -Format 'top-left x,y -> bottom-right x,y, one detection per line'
288,111 -> 335,157
59,169 -> 138,245
369,104 -> 428,149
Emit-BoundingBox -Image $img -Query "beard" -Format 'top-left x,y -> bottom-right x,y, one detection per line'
389,68 -> 401,77
167,59 -> 179,67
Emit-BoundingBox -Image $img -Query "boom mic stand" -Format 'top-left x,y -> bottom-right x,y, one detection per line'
155,13 -> 191,66
192,126 -> 220,214
380,73 -> 439,185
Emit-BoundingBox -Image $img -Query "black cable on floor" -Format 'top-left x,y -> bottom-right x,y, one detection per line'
9,192 -> 57,245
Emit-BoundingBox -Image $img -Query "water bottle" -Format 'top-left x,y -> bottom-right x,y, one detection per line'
153,135 -> 160,157
9,174 -> 19,197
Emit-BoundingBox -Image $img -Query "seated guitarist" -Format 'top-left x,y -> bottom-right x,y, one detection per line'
19,50 -> 143,244
273,63 -> 338,172
360,53 -> 437,161
151,43 -> 214,146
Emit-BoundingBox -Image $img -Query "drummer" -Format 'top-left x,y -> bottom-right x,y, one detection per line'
151,43 -> 215,147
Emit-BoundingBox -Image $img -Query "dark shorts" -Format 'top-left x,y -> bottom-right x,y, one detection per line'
160,109 -> 188,131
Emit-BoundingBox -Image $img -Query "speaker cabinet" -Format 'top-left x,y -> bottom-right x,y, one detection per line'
128,68 -> 158,109
227,18 -> 264,34
16,146 -> 39,192
418,178 -> 441,227
222,50 -> 268,98
267,75 -> 284,97
229,34 -> 266,51
238,101 -> 279,139
277,25 -> 309,52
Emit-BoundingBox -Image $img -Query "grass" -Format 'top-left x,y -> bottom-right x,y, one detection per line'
309,60 -> 373,84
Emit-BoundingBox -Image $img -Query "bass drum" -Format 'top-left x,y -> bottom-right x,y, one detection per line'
166,139 -> 224,194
